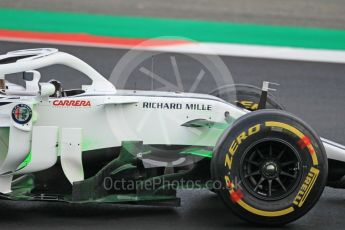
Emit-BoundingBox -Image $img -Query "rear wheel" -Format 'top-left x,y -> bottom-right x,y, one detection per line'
211,110 -> 328,225
210,84 -> 284,110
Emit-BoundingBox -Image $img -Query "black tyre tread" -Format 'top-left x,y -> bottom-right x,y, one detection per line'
211,109 -> 328,226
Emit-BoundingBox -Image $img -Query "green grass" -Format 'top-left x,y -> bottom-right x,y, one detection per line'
1,8 -> 345,50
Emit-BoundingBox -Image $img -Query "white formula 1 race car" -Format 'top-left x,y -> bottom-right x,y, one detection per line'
0,48 -> 345,226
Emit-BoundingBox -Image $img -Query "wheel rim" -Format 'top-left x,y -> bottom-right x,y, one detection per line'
240,138 -> 302,201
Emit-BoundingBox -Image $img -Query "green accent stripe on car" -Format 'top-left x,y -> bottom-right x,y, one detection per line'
0,8 -> 345,50
16,151 -> 32,171
180,148 -> 213,158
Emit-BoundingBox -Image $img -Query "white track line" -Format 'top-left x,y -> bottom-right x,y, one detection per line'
1,37 -> 345,64
151,43 -> 345,64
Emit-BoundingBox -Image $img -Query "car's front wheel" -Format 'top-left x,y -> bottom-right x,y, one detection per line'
211,109 -> 328,226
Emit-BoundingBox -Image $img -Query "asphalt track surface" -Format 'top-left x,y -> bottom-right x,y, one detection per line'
1,41 -> 345,229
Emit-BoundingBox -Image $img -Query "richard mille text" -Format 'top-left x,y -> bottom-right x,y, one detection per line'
142,102 -> 212,111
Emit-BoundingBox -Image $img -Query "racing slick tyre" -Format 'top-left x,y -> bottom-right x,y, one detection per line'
209,84 -> 284,111
211,109 -> 328,226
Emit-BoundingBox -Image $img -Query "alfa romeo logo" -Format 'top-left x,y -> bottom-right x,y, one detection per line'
12,104 -> 32,124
